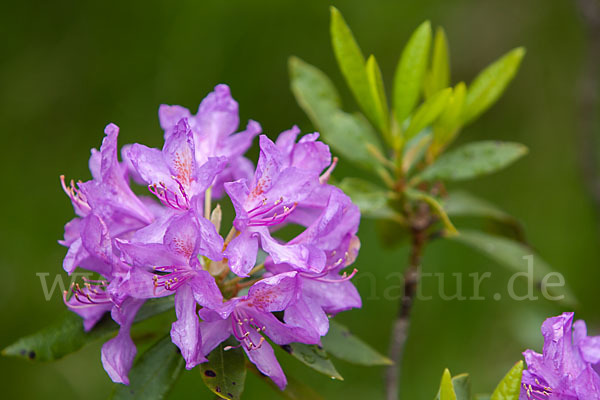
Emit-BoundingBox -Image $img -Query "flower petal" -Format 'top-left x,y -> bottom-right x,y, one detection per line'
101,298 -> 144,384
171,285 -> 206,369
224,230 -> 259,277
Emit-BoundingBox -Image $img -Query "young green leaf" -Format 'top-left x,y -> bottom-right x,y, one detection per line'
366,54 -> 391,139
463,47 -> 525,125
404,87 -> 452,141
321,320 -> 392,366
109,335 -> 184,400
337,177 -> 401,221
490,361 -> 523,400
393,21 -> 432,127
330,6 -> 377,125
430,82 -> 466,158
200,340 -> 247,400
451,230 -> 577,306
425,27 -> 450,99
2,297 -> 174,362
289,56 -> 383,170
405,188 -> 458,236
416,141 -> 528,182
437,369 -> 458,400
281,343 -> 343,381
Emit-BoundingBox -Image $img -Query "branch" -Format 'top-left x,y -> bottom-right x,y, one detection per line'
385,211 -> 428,400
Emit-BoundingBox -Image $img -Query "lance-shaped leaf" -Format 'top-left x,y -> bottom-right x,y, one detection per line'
425,27 -> 450,99
490,361 -> 523,400
200,340 -> 246,400
463,47 -> 525,125
109,335 -> 184,400
444,190 -> 525,240
330,6 -> 378,127
430,82 -> 466,158
404,87 -> 452,141
416,141 -> 528,182
451,230 -> 577,306
281,343 -> 343,381
393,21 -> 432,127
337,177 -> 402,221
321,320 -> 392,366
2,296 -> 174,362
289,56 -> 383,170
366,54 -> 391,138
437,369 -> 458,400
405,188 -> 458,236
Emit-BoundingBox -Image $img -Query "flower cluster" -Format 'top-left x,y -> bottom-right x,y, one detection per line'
521,312 -> 600,400
60,84 -> 361,389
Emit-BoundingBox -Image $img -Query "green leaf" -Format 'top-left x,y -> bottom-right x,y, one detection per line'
281,343 -> 343,381
417,141 -> 528,182
451,230 -> 577,306
337,177 -> 401,221
404,87 -> 452,141
405,188 -> 458,236
366,54 -> 390,138
437,369 -> 457,400
109,335 -> 184,400
463,47 -> 525,125
2,297 -> 174,362
249,364 -> 325,400
491,361 -> 523,400
321,320 -> 392,366
200,339 -> 247,400
444,190 -> 525,240
425,27 -> 450,99
430,82 -> 466,157
289,56 -> 382,170
393,21 -> 432,126
330,7 -> 377,125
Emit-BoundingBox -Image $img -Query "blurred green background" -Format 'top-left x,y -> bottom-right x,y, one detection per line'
1,0 -> 599,398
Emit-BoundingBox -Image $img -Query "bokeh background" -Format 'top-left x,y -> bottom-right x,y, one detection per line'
1,0 -> 599,398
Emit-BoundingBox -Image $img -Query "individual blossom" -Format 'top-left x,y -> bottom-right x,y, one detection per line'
224,134 -> 329,276
126,118 -> 226,212
266,186 -> 362,338
158,84 -> 262,198
198,272 -> 321,389
117,211 -> 224,369
521,312 -> 600,400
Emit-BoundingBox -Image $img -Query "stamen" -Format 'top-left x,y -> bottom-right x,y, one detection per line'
319,157 -> 338,184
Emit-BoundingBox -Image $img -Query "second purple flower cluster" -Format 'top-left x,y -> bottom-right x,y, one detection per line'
60,84 -> 362,389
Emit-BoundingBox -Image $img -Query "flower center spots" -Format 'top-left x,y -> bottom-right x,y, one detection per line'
152,266 -> 195,294
172,151 -> 192,188
63,278 -> 111,308
246,197 -> 297,227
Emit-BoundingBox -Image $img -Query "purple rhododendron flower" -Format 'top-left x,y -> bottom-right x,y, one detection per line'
59,84 -> 363,388
521,312 -> 600,400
